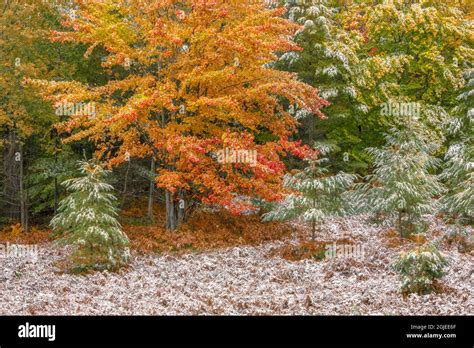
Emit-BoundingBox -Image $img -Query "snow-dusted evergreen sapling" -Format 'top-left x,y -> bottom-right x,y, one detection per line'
263,144 -> 356,240
392,243 -> 449,295
356,121 -> 445,238
51,161 -> 130,271
440,68 -> 473,224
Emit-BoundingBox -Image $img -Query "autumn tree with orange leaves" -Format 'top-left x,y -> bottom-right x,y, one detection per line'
31,0 -> 328,230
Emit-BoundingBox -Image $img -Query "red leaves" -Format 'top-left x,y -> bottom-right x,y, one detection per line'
46,0 -> 328,216
123,109 -> 138,122
171,37 -> 183,45
280,138 -> 316,160
218,9 -> 228,18
137,98 -> 153,109
175,10 -> 185,20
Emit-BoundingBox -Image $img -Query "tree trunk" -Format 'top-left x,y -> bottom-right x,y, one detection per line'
177,190 -> 185,226
53,135 -> 59,215
147,157 -> 155,220
19,145 -> 28,232
398,211 -> 403,240
307,114 -> 315,146
121,159 -> 131,209
24,166 -> 29,232
165,190 -> 176,231
311,165 -> 317,241
3,129 -> 20,221
54,176 -> 58,215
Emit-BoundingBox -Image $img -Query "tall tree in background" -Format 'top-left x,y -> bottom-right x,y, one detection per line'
355,118 -> 445,238
276,0 -> 370,172
0,0 -> 62,230
440,68 -> 474,224
279,0 -> 473,173
1,0 -> 107,229
33,0 -> 328,230
343,0 -> 473,139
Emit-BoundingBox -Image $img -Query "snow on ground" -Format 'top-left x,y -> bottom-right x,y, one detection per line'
0,215 -> 472,315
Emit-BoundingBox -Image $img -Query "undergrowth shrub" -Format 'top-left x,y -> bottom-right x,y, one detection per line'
444,225 -> 473,253
392,243 -> 449,295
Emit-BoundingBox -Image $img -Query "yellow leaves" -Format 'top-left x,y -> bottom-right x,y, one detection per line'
38,0 -> 328,210
156,170 -> 188,193
10,223 -> 23,239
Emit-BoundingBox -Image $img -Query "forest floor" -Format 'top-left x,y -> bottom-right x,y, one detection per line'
0,213 -> 472,315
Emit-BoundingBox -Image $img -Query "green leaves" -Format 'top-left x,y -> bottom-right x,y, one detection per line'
439,68 -> 474,223
279,1 -> 472,174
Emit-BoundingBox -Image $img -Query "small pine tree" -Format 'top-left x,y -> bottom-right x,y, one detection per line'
51,160 -> 130,271
392,242 -> 449,295
356,121 -> 445,238
263,144 -> 355,240
440,68 -> 473,224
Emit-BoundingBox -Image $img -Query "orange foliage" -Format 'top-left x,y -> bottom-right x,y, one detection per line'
272,240 -> 327,261
0,224 -> 51,244
30,0 -> 328,214
383,228 -> 427,248
124,209 -> 292,254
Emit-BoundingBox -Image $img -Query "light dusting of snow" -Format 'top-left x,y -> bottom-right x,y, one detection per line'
320,88 -> 338,99
294,108 -> 312,120
357,104 -> 369,114
304,19 -> 315,28
279,52 -> 300,65
0,216 -> 472,315
323,66 -> 339,77
344,86 -> 356,98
